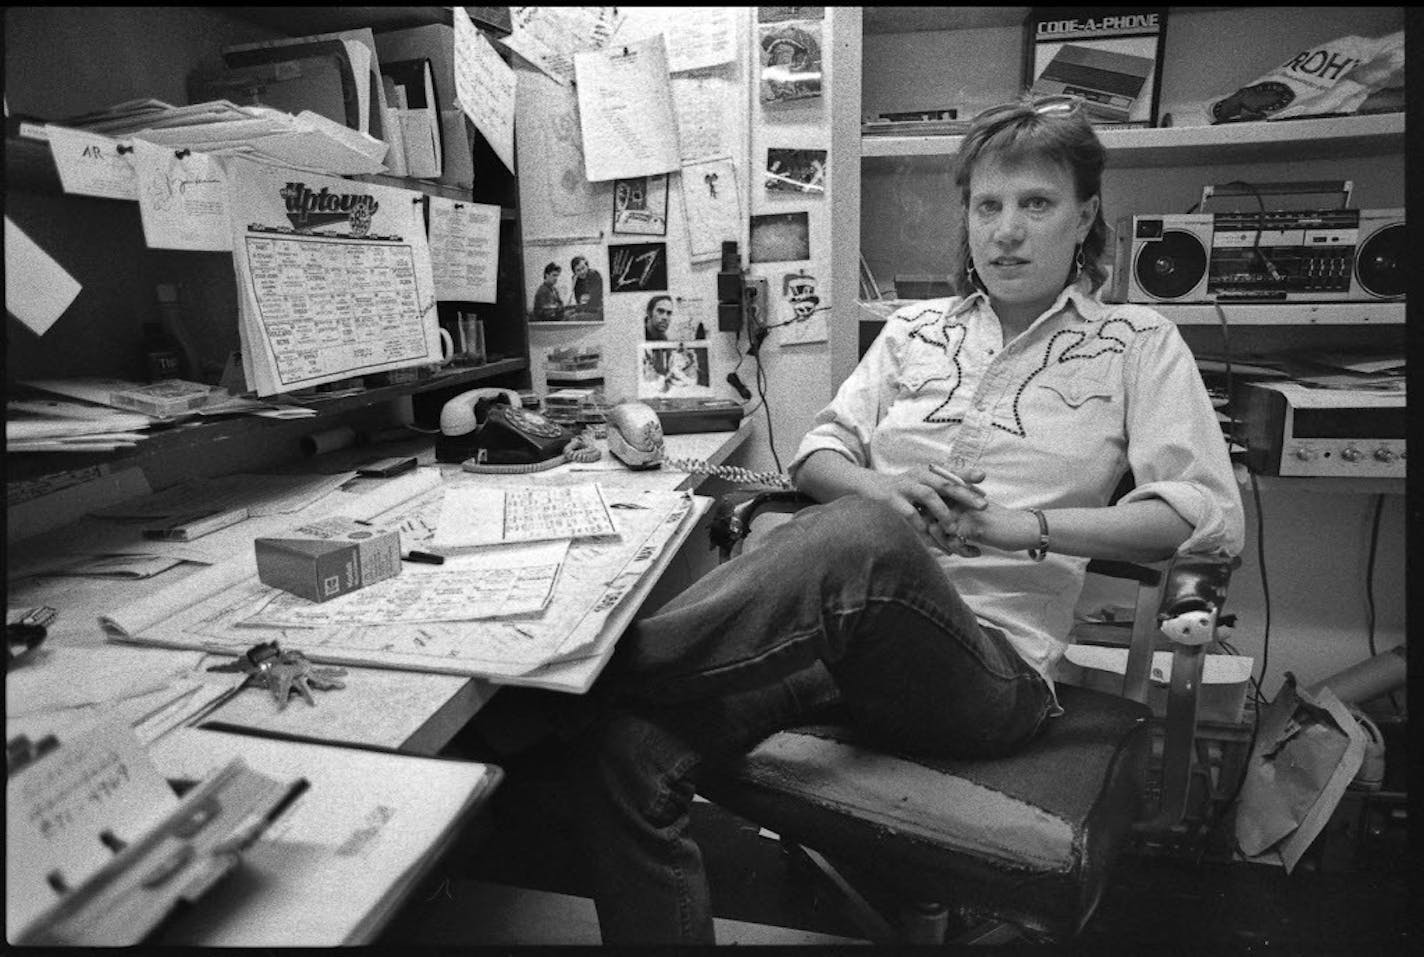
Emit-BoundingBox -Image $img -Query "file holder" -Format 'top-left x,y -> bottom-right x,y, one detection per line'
10,732 -> 307,946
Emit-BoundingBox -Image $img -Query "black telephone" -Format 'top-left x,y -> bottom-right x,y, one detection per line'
436,388 -> 575,466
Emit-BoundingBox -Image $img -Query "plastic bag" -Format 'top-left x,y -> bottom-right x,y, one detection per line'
1170,30 -> 1404,126
1234,672 -> 1368,872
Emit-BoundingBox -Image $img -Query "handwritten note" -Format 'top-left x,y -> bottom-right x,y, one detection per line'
574,35 -> 681,182
130,140 -> 231,251
45,125 -> 139,201
452,7 -> 517,173
7,717 -> 178,937
672,75 -> 736,166
4,217 -> 81,336
679,157 -> 742,262
504,6 -> 623,85
427,197 -> 501,303
614,7 -> 738,73
514,65 -> 607,243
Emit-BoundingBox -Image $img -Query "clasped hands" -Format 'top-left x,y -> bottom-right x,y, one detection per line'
868,464 -> 1035,558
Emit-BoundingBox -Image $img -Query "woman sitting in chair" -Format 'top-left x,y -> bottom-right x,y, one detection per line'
566,94 -> 1245,944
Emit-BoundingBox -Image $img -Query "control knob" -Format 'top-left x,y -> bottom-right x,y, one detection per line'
1373,446 -> 1398,464
1294,446 -> 1320,462
1341,445 -> 1363,462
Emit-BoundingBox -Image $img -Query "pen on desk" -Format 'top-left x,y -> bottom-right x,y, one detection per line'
403,550 -> 445,565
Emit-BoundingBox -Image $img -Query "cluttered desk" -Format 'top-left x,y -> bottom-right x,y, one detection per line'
6,407 -> 753,945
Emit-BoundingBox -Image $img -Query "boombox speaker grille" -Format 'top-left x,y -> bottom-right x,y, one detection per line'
1134,229 -> 1207,300
1355,222 -> 1404,299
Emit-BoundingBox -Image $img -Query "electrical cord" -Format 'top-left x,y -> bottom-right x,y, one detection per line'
753,347 -> 784,474
1189,179 -> 1280,286
1362,493 -> 1402,714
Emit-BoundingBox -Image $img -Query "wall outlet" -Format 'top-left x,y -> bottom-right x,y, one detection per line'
742,276 -> 770,340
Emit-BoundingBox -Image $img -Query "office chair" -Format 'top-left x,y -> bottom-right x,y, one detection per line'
696,488 -> 1237,944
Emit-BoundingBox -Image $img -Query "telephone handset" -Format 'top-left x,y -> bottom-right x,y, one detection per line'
436,388 -> 576,467
607,401 -> 794,488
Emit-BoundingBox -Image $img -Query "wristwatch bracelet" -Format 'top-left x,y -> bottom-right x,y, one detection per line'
1027,508 -> 1049,562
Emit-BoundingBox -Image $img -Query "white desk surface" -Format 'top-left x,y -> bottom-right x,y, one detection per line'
5,425 -> 751,755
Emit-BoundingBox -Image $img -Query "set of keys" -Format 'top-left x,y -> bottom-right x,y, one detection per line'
190,641 -> 348,726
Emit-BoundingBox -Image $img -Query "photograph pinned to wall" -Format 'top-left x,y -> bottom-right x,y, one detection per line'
612,174 -> 669,236
641,294 -> 707,342
758,7 -> 825,22
776,270 -> 830,345
639,341 -> 713,399
527,245 -> 605,323
765,148 -> 826,194
609,241 -> 669,294
758,20 -> 823,103
750,211 -> 810,264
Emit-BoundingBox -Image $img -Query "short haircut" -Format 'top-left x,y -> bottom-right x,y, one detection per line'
950,96 -> 1110,294
544,262 -> 561,277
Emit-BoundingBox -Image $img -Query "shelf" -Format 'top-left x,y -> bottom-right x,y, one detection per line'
5,126 -> 510,216
864,7 -> 1030,34
222,6 -> 513,37
1157,301 -> 1406,326
862,112 -> 1405,166
858,299 -> 1405,327
6,359 -> 528,474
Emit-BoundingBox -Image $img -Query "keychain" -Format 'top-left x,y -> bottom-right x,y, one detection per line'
206,641 -> 347,711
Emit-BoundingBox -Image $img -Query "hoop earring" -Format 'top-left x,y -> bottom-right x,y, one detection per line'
967,256 -> 986,293
1068,243 -> 1085,285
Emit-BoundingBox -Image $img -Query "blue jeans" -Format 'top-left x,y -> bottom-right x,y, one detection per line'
569,496 -> 1054,944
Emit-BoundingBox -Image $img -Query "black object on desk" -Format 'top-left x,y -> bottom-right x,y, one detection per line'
7,606 -> 55,669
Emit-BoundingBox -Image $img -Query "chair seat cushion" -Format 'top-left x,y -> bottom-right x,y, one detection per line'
699,684 -> 1151,936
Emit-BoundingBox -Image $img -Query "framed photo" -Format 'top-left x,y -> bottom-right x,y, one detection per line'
1023,7 -> 1168,128
609,242 -> 669,293
527,246 -> 605,324
612,174 -> 669,236
639,341 -> 712,398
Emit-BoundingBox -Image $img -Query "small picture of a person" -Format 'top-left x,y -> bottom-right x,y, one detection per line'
572,255 -> 604,309
644,295 -> 674,341
667,344 -> 702,388
532,262 -> 564,320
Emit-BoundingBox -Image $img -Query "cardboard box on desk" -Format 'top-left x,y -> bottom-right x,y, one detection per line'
255,517 -> 400,603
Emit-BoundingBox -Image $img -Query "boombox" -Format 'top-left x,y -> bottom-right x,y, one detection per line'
1112,208 -> 1404,304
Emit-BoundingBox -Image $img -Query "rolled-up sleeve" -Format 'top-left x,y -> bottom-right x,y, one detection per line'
1117,319 -> 1245,558
789,320 -> 900,481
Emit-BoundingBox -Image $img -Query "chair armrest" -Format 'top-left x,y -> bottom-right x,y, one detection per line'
709,488 -> 815,558
1151,556 -> 1241,826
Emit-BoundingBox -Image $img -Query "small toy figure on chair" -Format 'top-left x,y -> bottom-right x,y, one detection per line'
207,641 -> 347,711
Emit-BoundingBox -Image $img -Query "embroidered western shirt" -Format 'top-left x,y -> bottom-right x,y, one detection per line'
790,284 -> 1245,683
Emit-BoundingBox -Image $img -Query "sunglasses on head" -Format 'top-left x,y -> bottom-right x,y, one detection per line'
972,95 -> 1084,124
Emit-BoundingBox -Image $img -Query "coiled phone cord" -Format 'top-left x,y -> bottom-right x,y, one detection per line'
461,432 -> 602,475
661,457 -> 795,489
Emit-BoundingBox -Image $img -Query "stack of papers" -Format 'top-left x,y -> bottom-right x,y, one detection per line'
7,390 -> 162,452
62,99 -> 389,176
